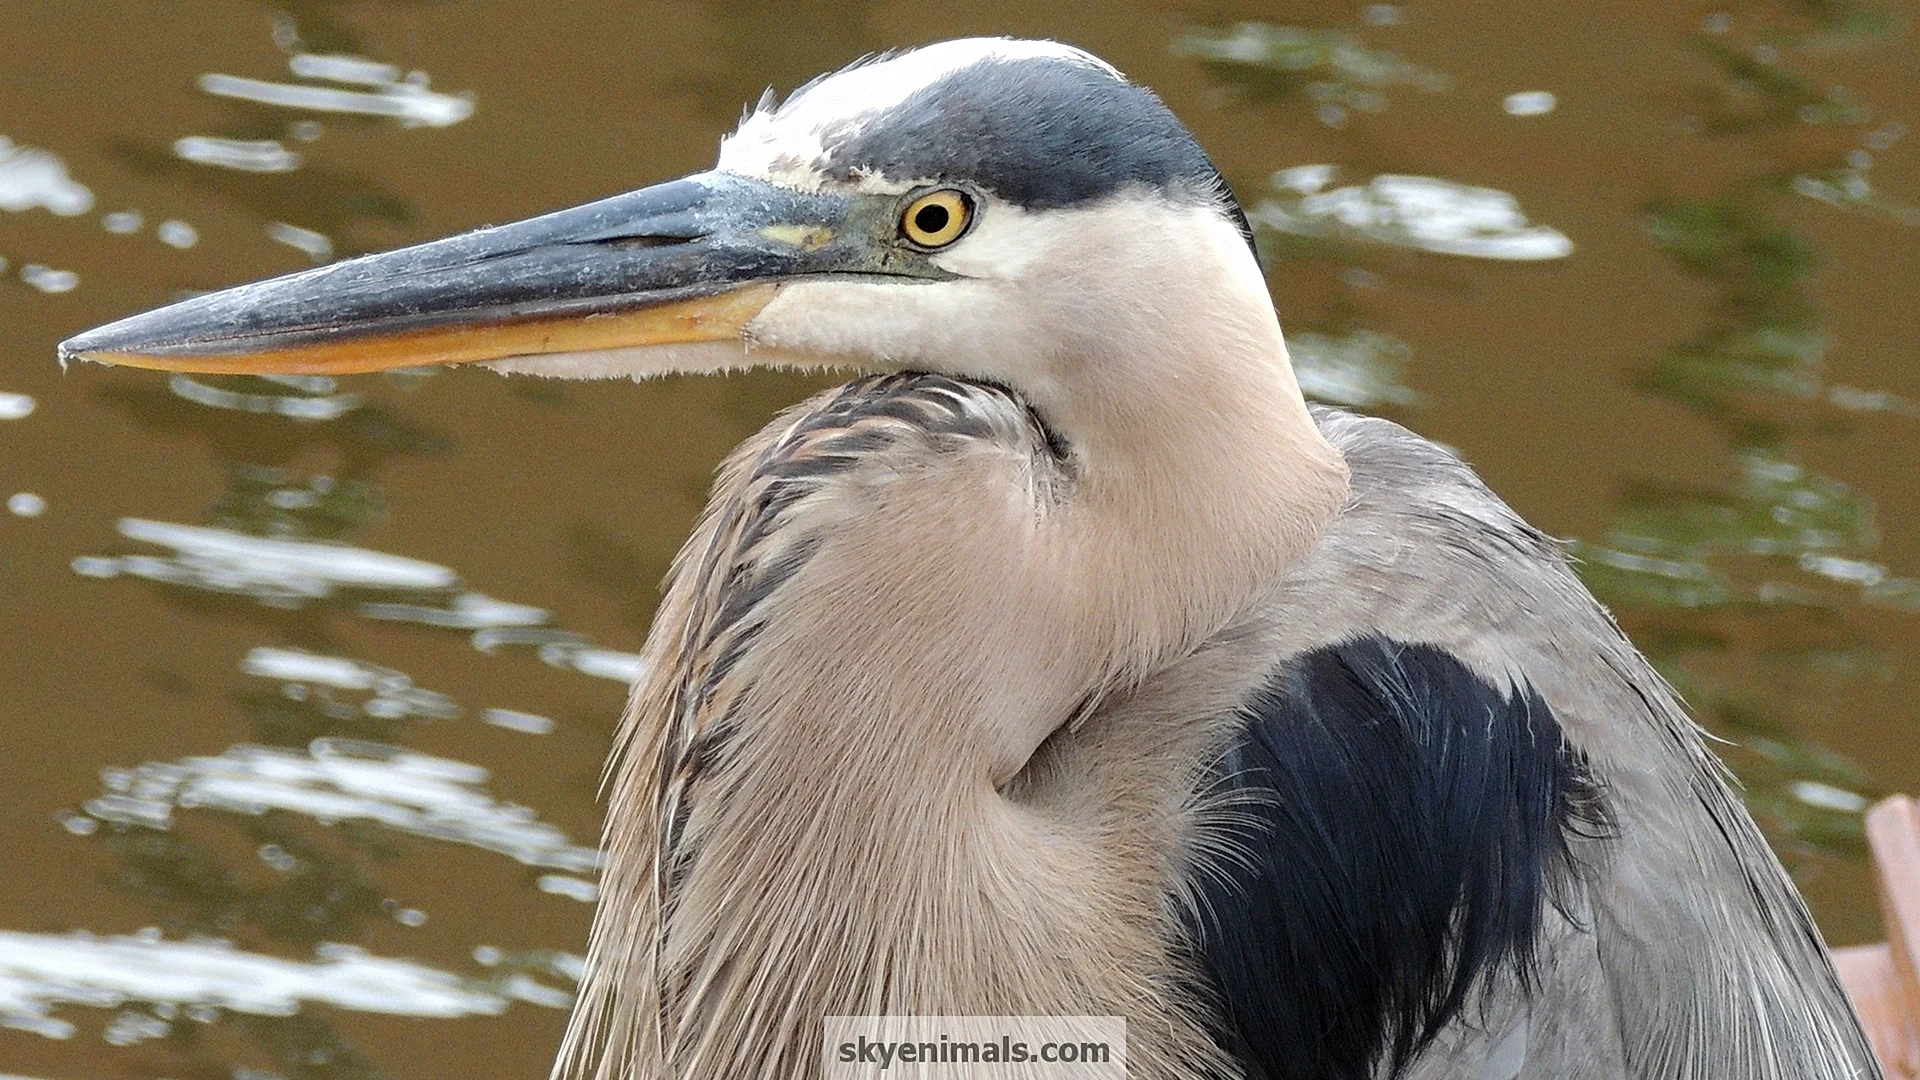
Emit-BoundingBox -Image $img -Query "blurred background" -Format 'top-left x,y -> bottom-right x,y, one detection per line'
1,0 -> 1916,1077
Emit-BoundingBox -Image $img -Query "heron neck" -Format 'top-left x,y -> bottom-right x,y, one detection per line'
1035,300 -> 1350,693
644,330 -> 1344,1067
570,296 -> 1348,1080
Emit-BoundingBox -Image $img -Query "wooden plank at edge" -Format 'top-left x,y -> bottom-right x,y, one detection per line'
1863,796 -> 1920,1077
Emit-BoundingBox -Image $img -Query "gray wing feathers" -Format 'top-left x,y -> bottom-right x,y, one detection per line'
1398,898 -> 1630,1080
1280,408 -> 1880,1080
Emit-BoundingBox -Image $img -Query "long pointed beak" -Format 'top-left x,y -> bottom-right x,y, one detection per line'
59,172 -> 902,375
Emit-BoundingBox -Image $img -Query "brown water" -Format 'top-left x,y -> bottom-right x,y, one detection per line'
1,1 -> 1915,1077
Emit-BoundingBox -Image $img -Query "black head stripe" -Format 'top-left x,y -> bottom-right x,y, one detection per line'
818,56 -> 1255,249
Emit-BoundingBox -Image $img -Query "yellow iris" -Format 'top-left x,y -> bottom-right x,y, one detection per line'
900,189 -> 973,248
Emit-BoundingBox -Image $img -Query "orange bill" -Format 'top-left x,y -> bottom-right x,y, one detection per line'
74,286 -> 779,376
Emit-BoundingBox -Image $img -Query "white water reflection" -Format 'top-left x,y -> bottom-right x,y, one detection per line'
267,221 -> 334,262
84,737 -> 602,874
155,220 -> 197,249
537,875 -> 599,902
0,929 -> 561,1040
198,73 -> 473,128
0,136 -> 92,216
166,372 -> 363,420
1173,21 -> 1448,130
1289,329 -> 1422,408
554,645 -> 646,683
483,708 -> 556,734
172,136 -> 303,174
20,265 -> 79,293
1258,166 -> 1574,259
359,591 -> 549,630
1792,781 -> 1870,814
1791,167 -> 1920,224
74,514 -> 650,682
243,647 -> 461,721
76,517 -> 555,631
0,392 -> 35,420
1829,384 -> 1920,417
101,209 -> 143,234
245,647 -> 393,690
78,517 -> 457,596
287,54 -> 404,87
472,628 -> 647,683
1503,90 -> 1557,116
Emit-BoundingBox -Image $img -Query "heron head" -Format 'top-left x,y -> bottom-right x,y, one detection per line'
61,39 -> 1274,434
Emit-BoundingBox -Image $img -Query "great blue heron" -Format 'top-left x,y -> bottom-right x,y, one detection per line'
62,37 -> 1880,1080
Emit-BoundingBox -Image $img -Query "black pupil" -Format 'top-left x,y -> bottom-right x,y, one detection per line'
914,203 -> 952,236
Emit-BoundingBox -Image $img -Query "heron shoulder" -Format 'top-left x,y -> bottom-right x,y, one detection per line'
1187,633 -> 1607,1080
1237,406 -> 1881,1079
1268,406 -> 1592,695
1309,404 -> 1560,557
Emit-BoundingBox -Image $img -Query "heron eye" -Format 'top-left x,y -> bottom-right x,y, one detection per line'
900,189 -> 972,248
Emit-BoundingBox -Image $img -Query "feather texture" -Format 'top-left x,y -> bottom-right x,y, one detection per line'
557,381 -> 1881,1080
1187,636 -> 1607,1080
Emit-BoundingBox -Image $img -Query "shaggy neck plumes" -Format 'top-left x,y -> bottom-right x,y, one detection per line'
560,224 -> 1348,1080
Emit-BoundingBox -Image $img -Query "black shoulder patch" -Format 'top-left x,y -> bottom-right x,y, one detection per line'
1186,636 -> 1607,1080
820,57 -> 1254,247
